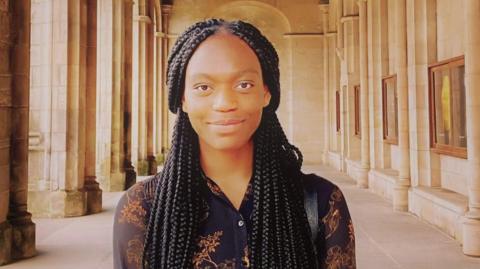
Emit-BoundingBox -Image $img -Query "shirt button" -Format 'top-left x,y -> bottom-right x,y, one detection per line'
238,220 -> 245,227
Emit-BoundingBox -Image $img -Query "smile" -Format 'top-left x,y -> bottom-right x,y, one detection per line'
207,119 -> 245,133
208,119 -> 245,125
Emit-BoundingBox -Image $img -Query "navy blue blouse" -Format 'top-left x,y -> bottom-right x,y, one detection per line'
113,171 -> 355,269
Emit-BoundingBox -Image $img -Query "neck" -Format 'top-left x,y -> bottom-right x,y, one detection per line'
199,140 -> 254,185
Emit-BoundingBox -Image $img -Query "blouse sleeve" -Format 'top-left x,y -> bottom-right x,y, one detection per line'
318,187 -> 356,269
113,181 -> 149,269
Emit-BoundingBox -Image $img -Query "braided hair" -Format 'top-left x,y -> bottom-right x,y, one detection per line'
143,19 -> 317,268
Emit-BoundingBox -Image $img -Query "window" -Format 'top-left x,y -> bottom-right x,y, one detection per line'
382,75 -> 398,144
428,56 -> 467,159
354,85 -> 361,137
336,90 -> 340,133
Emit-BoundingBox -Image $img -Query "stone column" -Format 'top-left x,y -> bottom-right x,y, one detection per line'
154,7 -> 164,164
84,0 -> 102,214
123,0 -> 136,189
463,0 -> 480,257
133,0 -> 149,176
366,0 -> 376,170
0,1 -> 14,263
1,0 -> 36,264
145,4 -> 157,175
97,0 -> 130,191
336,0 -> 344,56
393,0 -> 410,211
26,0 -> 101,217
357,0 -> 369,188
320,4 -> 330,164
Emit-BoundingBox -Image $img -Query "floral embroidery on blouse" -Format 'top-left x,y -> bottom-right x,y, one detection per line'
241,245 -> 250,268
324,219 -> 356,269
119,182 -> 147,230
323,187 -> 343,239
321,185 -> 356,269
192,230 -> 237,268
126,234 -> 143,268
113,172 -> 356,269
206,178 -> 223,196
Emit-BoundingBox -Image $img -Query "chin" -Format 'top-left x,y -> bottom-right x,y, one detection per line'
205,137 -> 251,151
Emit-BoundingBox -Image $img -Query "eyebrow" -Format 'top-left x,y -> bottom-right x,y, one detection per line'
189,69 -> 260,81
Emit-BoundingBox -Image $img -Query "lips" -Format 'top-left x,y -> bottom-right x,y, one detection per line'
208,119 -> 245,125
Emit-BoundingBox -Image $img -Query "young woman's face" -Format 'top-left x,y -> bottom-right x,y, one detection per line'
182,32 -> 271,151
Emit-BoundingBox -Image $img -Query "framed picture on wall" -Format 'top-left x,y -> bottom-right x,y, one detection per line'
336,90 -> 341,133
354,85 -> 361,138
428,56 -> 467,159
382,75 -> 398,144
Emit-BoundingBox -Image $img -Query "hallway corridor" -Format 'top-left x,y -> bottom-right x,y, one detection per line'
3,166 -> 480,269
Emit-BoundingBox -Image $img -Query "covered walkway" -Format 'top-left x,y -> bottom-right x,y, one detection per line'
4,166 -> 480,269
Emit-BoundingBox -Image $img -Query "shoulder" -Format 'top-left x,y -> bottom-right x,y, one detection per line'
114,172 -> 162,227
300,172 -> 338,196
113,172 -> 163,268
299,171 -> 348,219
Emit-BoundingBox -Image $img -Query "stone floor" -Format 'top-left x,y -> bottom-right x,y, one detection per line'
4,165 -> 480,269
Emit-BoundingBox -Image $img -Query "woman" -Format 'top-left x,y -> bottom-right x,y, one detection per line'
113,19 -> 355,269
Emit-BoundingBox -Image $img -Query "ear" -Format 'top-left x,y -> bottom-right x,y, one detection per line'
181,94 -> 188,113
263,85 -> 271,107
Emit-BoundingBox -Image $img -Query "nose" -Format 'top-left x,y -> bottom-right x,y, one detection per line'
212,88 -> 238,112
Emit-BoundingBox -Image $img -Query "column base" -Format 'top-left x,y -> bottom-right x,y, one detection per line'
357,167 -> 369,188
9,213 -> 36,260
109,171 -> 126,192
85,178 -> 102,214
148,155 -> 157,175
125,162 -> 137,190
393,183 -> 409,212
0,221 -> 12,265
136,159 -> 149,176
463,213 -> 480,256
28,190 -> 87,217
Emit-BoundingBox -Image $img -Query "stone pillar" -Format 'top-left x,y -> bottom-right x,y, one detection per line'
320,4 -> 330,164
371,0 -> 387,170
27,0 -> 99,217
463,0 -> 480,257
366,0 -> 376,170
336,0 -> 344,56
154,7 -> 164,165
97,0 -> 131,191
145,4 -> 156,175
393,0 -> 410,211
0,0 -> 36,264
124,0 -> 136,189
133,0 -> 149,176
84,0 -> 102,214
0,1 -> 14,263
357,0 -> 369,188
406,0 -> 437,188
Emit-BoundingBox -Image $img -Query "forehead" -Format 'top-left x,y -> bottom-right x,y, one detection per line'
185,33 -> 262,78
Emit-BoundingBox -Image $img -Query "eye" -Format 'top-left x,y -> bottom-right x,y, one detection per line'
237,82 -> 254,90
193,84 -> 211,92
